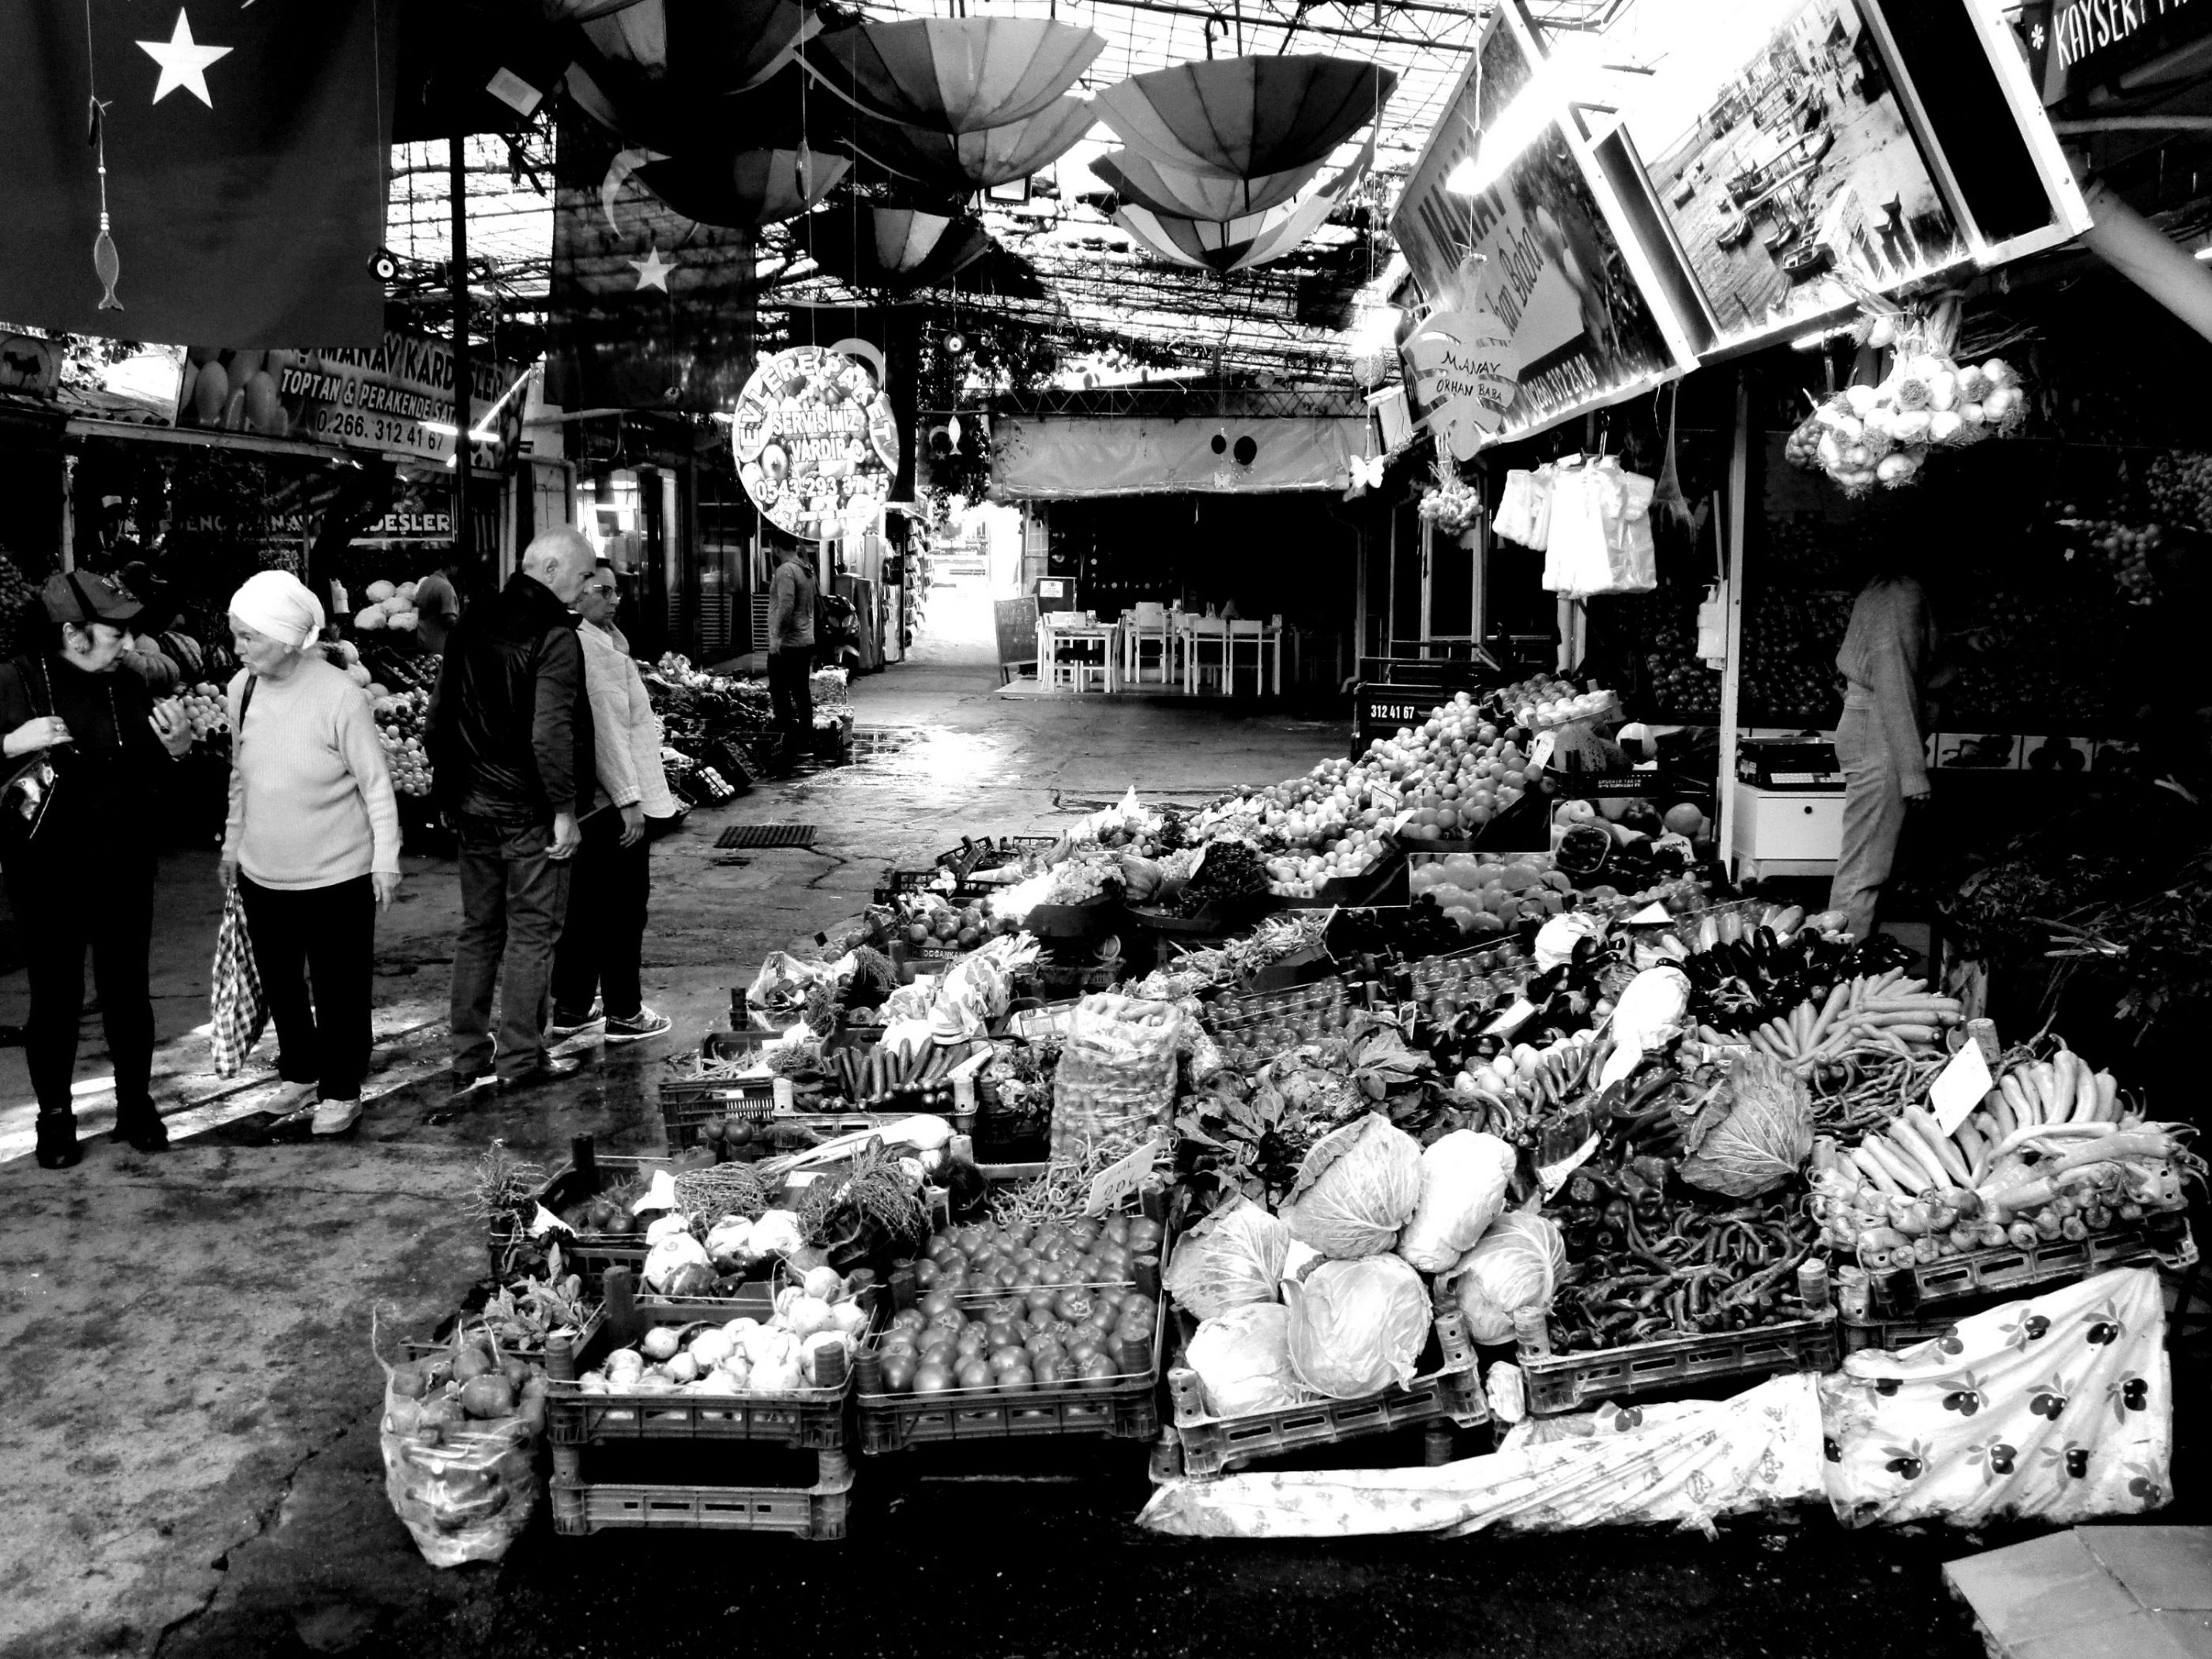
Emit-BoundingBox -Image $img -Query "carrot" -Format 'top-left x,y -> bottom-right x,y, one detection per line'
1808,982 -> 1850,1049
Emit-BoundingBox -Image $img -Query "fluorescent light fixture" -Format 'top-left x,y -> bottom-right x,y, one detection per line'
423,419 -> 459,436
2196,243 -> 2212,261
1445,53 -> 1574,199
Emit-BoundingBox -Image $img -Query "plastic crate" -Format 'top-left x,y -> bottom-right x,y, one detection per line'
549,1443 -> 853,1539
1858,1217 -> 2195,1319
541,1273 -> 870,1450
1164,1303 -> 1487,1479
1518,1312 -> 1839,1416
485,1148 -> 661,1284
872,868 -> 948,905
1838,1313 -> 1971,1356
852,1311 -> 1164,1454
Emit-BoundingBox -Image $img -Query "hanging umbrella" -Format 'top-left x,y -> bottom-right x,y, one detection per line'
1113,131 -> 1374,274
563,0 -> 821,96
1094,55 -> 1394,181
801,208 -> 995,290
637,145 -> 850,228
1089,149 -> 1322,222
845,96 -> 1095,195
808,18 -> 1105,135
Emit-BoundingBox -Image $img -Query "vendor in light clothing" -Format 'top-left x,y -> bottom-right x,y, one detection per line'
1827,567 -> 1936,942
221,571 -> 401,1136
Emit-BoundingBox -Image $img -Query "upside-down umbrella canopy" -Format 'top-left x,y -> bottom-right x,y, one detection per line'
1089,149 -> 1322,223
1093,55 -> 1395,181
637,145 -> 850,228
1114,130 -> 1374,274
801,208 -> 994,290
808,18 -> 1106,136
847,96 -> 1096,195
563,0 -> 821,96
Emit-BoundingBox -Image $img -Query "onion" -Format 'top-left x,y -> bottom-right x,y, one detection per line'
1845,383 -> 1879,416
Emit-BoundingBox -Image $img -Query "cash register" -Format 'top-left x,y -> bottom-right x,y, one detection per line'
1731,737 -> 1845,877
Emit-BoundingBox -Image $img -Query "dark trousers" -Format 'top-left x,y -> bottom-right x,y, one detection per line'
450,814 -> 572,1080
6,841 -> 156,1120
236,873 -> 374,1102
550,807 -> 649,1021
768,645 -> 813,743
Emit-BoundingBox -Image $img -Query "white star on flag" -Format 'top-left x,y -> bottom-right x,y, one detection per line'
629,246 -> 675,292
138,9 -> 233,107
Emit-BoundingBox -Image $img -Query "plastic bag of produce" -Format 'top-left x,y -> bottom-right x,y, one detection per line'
1281,1114 -> 1424,1259
376,1333 -> 544,1570
1678,1050 -> 1814,1198
746,950 -> 850,1018
1052,994 -> 1184,1160
1443,1212 -> 1565,1345
1395,1130 -> 1518,1273
1164,1198 -> 1291,1319
1187,1302 -> 1301,1416
1283,1253 -> 1430,1398
1596,965 -> 1689,1089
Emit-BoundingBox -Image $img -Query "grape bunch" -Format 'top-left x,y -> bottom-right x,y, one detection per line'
2146,450 -> 2212,531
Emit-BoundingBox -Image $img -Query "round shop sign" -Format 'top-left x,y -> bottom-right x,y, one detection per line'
731,342 -> 901,543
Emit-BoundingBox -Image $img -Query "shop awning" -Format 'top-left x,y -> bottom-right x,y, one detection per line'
991,414 -> 1364,498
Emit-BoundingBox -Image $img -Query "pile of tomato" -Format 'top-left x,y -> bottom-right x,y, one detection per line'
871,1211 -> 1167,1395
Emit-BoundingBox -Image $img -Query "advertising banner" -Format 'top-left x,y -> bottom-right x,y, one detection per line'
172,333 -> 526,469
732,342 -> 901,543
991,416 -> 1367,498
1392,12 -> 1690,452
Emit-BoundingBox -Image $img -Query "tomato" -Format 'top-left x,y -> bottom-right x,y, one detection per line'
985,1296 -> 1025,1324
1076,1352 -> 1118,1389
1116,1294 -> 1158,1328
913,1363 -> 955,1394
927,1238 -> 961,1265
1085,1300 -> 1119,1334
1033,1262 -> 1066,1288
984,1320 -> 1020,1352
880,1355 -> 917,1393
1123,1219 -> 1162,1251
1102,1217 -> 1130,1246
1031,1226 -> 1066,1255
995,1262 -> 1025,1289
1031,1355 -> 1065,1387
1066,1217 -> 1100,1247
1003,1221 -> 1034,1247
1055,1289 -> 1094,1323
912,1258 -> 941,1289
934,1265 -> 970,1295
1025,1333 -> 1066,1365
890,1308 -> 929,1334
955,1324 -> 990,1356
1066,1335 -> 1103,1367
988,1345 -> 1029,1373
997,1360 -> 1036,1391
879,1330 -> 918,1356
953,1225 -> 988,1257
918,1337 -> 958,1368
1115,1319 -> 1153,1354
1073,1255 -> 1105,1284
920,1289 -> 960,1322
1024,1287 -> 1058,1316
954,1357 -> 995,1390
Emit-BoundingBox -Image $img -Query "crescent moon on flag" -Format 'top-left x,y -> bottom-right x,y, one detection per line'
603,147 -> 670,235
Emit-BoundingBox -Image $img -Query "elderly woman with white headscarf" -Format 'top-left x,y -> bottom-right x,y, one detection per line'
220,570 -> 401,1136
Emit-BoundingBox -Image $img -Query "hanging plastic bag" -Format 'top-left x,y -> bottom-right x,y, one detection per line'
209,882 -> 269,1078
1495,468 -> 1552,551
1696,585 -> 1728,668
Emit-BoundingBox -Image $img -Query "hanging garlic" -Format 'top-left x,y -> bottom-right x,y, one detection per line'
1868,315 -> 1898,349
1845,383 -> 1880,417
1926,368 -> 1958,412
1928,409 -> 1965,446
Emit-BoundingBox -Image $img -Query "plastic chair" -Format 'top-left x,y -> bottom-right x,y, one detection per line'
1185,616 -> 1228,695
1124,602 -> 1172,686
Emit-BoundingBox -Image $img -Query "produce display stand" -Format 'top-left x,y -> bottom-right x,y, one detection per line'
1160,1299 -> 1488,1480
1843,1217 -> 2198,1322
487,1145 -> 654,1285
853,1312 -> 1165,1454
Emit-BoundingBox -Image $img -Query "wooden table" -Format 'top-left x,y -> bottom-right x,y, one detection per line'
1040,618 -> 1120,693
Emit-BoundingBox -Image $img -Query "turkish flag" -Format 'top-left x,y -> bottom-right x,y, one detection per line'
0,2 -> 398,347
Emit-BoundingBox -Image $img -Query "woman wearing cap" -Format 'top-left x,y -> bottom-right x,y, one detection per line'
547,562 -> 675,1044
220,571 -> 401,1137
0,571 -> 194,1168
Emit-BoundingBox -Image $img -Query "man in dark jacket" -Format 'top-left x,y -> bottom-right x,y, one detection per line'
429,526 -> 596,1094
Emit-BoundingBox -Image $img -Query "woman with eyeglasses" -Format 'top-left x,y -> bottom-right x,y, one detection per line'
0,572 -> 194,1168
547,562 -> 675,1044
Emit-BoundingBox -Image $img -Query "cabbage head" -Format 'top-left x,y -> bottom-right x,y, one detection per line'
1164,1198 -> 1290,1319
1283,1253 -> 1430,1398
1281,1113 -> 1424,1258
1678,1051 -> 1814,1198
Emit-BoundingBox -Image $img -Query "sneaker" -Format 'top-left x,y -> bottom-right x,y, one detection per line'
266,1079 -> 320,1123
311,1097 -> 363,1137
603,1006 -> 672,1044
547,1005 -> 603,1040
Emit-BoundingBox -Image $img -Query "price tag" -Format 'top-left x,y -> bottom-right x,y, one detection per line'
1369,779 -> 1401,814
529,1203 -> 570,1239
630,1168 -> 679,1216
1527,732 -> 1557,773
1626,902 -> 1674,925
1085,1136 -> 1161,1216
1484,999 -> 1536,1037
1930,1042 -> 1994,1137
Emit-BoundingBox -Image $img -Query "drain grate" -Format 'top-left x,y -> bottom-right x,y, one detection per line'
714,823 -> 818,850
849,727 -> 920,758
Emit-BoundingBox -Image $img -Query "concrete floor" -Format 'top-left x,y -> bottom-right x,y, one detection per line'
0,604 -> 2181,1659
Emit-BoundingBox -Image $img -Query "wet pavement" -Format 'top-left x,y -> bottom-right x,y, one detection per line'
0,636 -> 2197,1659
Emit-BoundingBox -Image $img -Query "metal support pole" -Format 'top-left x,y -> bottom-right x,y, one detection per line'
1716,371 -> 1751,880
450,130 -> 475,572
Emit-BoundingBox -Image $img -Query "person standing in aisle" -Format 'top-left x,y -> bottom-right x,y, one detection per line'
766,541 -> 817,765
429,527 -> 596,1097
219,571 -> 401,1137
412,573 -> 461,657
0,573 -> 194,1167
1828,559 -> 1938,941
547,561 -> 674,1045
